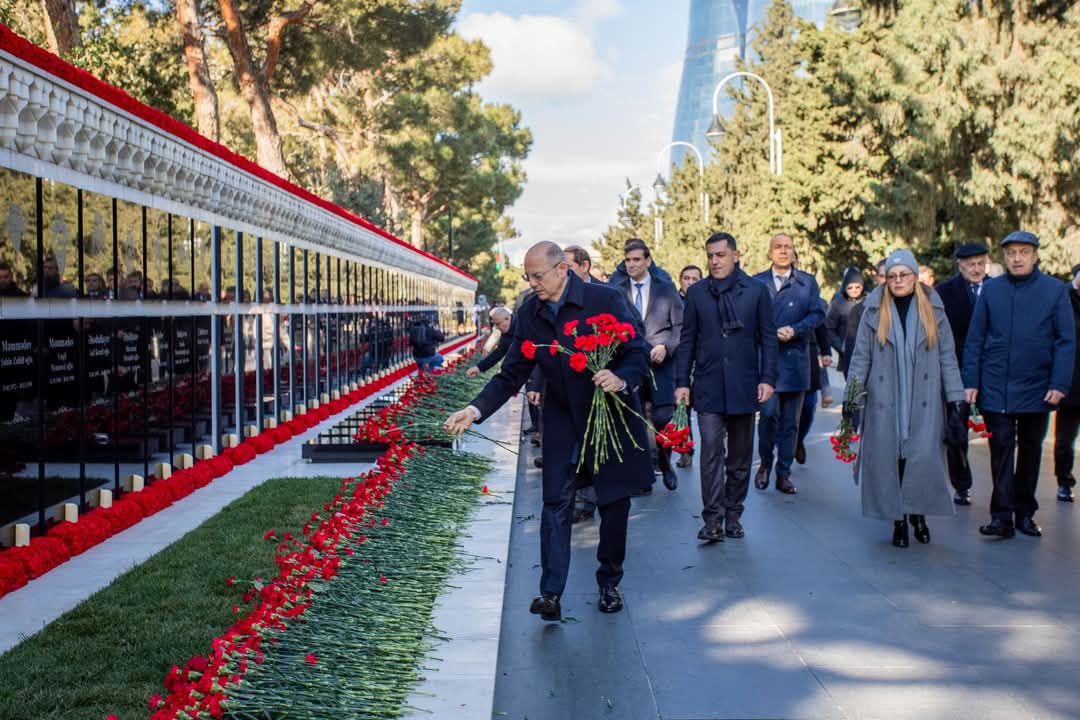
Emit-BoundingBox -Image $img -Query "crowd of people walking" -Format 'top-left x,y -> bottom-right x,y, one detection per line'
446,230 -> 1079,622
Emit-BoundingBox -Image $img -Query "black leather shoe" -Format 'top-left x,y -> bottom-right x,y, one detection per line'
794,441 -> 807,465
530,435 -> 541,447
725,519 -> 744,539
953,489 -> 972,506
677,452 -> 693,469
979,518 -> 1015,539
754,465 -> 770,490
662,468 -> 678,491
598,585 -> 623,613
775,475 -> 797,495
1016,515 -> 1042,537
697,524 -> 724,542
572,509 -> 595,524
892,519 -> 909,548
1058,486 -> 1075,502
529,593 -> 561,621
533,456 -> 543,469
909,514 -> 930,544
523,425 -> 538,435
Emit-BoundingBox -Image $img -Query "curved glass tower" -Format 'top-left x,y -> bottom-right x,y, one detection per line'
670,0 -> 833,165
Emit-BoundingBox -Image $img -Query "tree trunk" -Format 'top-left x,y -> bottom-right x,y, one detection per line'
175,0 -> 220,142
410,207 -> 425,249
217,0 -> 288,177
40,0 -> 80,56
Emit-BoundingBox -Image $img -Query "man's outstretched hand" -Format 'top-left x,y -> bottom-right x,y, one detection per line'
466,366 -> 480,377
444,408 -> 478,436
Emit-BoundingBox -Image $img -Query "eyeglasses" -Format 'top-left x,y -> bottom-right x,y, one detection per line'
886,271 -> 915,282
522,263 -> 562,283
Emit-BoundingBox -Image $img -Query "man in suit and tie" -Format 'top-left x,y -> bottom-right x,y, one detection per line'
935,243 -> 990,505
445,241 -> 652,620
609,239 -> 684,491
752,233 -> 825,495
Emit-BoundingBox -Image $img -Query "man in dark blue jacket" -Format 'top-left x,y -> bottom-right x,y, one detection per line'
445,241 -> 651,620
935,243 -> 991,505
963,231 -> 1076,539
676,232 -> 778,541
752,234 -> 825,495
609,238 -> 684,491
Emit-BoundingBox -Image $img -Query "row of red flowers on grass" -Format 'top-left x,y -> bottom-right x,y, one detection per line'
0,337 -> 476,600
116,350 -> 475,720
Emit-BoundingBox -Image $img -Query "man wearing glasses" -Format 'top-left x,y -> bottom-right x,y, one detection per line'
963,231 -> 1075,539
444,241 -> 651,620
936,243 -> 991,505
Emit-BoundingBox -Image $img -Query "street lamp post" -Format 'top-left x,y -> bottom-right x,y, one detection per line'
706,71 -> 782,176
654,140 -> 710,226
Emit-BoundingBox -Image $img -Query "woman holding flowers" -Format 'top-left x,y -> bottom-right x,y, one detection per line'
846,249 -> 967,548
444,241 -> 651,620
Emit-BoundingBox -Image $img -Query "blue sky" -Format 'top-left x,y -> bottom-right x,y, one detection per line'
456,1 -> 688,265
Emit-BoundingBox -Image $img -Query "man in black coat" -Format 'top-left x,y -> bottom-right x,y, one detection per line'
676,232 -> 778,541
1053,263 -> 1080,503
468,306 -> 514,376
935,242 -> 990,505
445,241 -> 651,620
609,238 -> 684,491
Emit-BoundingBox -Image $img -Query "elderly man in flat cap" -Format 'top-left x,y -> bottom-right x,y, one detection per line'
963,231 -> 1076,539
936,243 -> 991,505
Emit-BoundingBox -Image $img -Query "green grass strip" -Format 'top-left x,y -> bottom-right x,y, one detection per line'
0,476 -> 345,720
223,448 -> 492,720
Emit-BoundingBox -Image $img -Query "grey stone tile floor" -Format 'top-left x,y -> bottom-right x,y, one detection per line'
492,397 -> 1080,720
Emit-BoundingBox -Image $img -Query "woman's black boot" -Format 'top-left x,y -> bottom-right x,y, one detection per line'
909,514 -> 930,544
892,517 -> 909,548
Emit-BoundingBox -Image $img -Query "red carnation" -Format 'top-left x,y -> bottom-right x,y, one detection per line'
263,529 -> 276,540
305,654 -> 318,665
569,352 -> 588,372
564,319 -> 579,335
574,335 -> 599,352
586,313 -> 617,327
521,340 -> 537,359
549,339 -> 560,355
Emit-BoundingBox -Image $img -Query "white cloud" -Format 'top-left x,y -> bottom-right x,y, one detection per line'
574,0 -> 621,24
457,11 -> 608,98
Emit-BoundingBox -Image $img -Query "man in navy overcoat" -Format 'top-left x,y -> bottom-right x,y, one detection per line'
752,233 -> 825,495
445,242 -> 652,620
676,232 -> 778,541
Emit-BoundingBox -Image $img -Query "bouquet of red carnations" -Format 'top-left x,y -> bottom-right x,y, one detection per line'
656,399 -> 693,454
832,379 -> 866,464
967,404 -> 992,439
522,313 -> 646,474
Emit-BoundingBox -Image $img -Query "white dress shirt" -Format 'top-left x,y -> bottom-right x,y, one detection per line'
629,272 -> 652,320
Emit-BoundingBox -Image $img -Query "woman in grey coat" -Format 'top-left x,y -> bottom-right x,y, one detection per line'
847,249 -> 966,547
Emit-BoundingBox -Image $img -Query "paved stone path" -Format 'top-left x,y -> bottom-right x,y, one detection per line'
492,398 -> 1080,720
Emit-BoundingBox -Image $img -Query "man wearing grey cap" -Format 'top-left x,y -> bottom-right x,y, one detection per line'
963,231 -> 1076,539
936,243 -> 991,505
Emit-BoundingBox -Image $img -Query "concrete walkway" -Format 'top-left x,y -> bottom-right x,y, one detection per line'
492,398 -> 1080,720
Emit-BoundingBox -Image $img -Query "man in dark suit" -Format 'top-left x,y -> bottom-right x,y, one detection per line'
468,306 -> 514,376
935,242 -> 990,505
445,241 -> 651,620
677,232 -> 777,540
752,233 -> 825,495
609,238 -> 684,491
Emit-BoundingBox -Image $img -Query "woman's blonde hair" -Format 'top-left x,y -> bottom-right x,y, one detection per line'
876,282 -> 937,348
